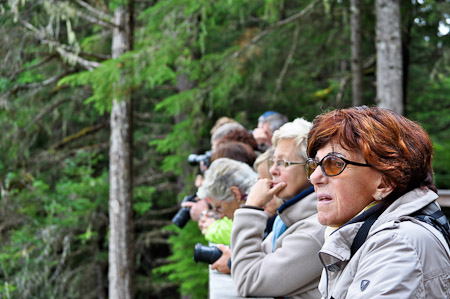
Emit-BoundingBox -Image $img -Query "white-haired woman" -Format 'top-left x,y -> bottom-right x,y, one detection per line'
231,118 -> 325,299
197,157 -> 258,273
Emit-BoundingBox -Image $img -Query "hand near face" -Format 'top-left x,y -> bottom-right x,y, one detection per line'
264,196 -> 282,217
245,178 -> 286,208
182,198 -> 209,222
211,244 -> 231,274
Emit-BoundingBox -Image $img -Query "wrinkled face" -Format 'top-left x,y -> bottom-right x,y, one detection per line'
270,138 -> 310,200
209,194 -> 241,220
309,141 -> 383,227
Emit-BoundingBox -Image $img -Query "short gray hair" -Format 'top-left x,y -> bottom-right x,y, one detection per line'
197,158 -> 257,202
272,118 -> 312,161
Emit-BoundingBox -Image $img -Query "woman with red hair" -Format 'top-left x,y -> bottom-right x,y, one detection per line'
306,106 -> 450,298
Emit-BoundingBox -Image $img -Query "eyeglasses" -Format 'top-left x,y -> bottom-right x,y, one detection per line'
269,158 -> 306,169
305,153 -> 371,180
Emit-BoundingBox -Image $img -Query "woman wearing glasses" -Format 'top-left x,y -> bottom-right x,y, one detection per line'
307,106 -> 450,298
197,157 -> 258,274
231,118 -> 325,299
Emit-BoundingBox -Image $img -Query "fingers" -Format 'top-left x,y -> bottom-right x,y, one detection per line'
216,244 -> 226,252
210,262 -> 218,270
181,201 -> 196,208
268,181 -> 286,196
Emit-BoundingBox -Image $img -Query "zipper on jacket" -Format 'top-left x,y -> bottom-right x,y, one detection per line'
318,252 -> 330,299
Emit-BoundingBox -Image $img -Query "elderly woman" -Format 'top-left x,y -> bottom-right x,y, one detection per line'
252,147 -> 283,238
197,157 -> 258,273
231,118 -> 325,299
196,141 -> 258,245
306,106 -> 450,298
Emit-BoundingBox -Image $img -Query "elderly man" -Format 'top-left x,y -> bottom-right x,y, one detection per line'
252,111 -> 288,152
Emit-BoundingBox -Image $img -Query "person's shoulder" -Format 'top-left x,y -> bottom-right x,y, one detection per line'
286,214 -> 326,243
369,219 -> 447,256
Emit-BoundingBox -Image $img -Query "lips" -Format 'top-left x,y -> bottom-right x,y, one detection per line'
317,193 -> 332,202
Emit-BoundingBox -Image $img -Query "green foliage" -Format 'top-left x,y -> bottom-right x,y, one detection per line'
153,223 -> 208,299
134,185 -> 156,216
0,151 -> 109,298
58,60 -> 123,114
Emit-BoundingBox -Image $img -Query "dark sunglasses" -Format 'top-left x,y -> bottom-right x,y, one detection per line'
305,153 -> 371,180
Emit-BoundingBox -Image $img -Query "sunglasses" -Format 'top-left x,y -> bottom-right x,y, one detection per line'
305,153 -> 371,180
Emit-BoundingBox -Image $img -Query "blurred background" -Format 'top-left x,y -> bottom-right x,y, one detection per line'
0,0 -> 449,298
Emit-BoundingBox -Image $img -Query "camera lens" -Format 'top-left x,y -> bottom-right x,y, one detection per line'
171,207 -> 191,228
193,243 -> 222,264
172,195 -> 197,228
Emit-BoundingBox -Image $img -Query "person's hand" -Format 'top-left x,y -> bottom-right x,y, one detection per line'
182,198 -> 209,222
264,196 -> 282,217
252,127 -> 269,145
198,214 -> 216,234
195,174 -> 204,188
245,178 -> 286,208
211,244 -> 231,274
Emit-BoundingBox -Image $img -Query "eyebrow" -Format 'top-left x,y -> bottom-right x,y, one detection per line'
315,151 -> 345,160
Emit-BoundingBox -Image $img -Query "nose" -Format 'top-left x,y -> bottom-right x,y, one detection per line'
269,163 -> 279,177
309,166 -> 326,185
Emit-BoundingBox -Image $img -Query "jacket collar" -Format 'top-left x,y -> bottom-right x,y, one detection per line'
278,186 -> 314,214
277,186 -> 317,227
320,188 -> 439,264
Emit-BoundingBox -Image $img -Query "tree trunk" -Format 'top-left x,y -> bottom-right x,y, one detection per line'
350,0 -> 363,106
375,0 -> 403,114
109,5 -> 134,299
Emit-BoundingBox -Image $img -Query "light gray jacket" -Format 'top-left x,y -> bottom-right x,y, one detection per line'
318,188 -> 450,299
231,191 -> 325,299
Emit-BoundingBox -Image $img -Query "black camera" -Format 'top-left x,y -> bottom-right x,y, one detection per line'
171,194 -> 197,228
187,151 -> 212,168
193,243 -> 222,264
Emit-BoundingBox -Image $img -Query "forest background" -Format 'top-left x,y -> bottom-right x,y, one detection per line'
0,0 -> 449,298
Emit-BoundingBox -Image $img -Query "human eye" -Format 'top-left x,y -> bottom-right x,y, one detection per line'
276,160 -> 284,167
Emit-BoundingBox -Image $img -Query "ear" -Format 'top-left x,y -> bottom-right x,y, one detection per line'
230,186 -> 242,202
373,176 -> 395,201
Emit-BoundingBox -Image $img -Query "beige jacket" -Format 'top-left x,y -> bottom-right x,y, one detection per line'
318,188 -> 450,299
231,191 -> 325,298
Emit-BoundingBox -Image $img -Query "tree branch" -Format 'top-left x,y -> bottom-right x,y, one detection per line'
55,46 -> 101,70
25,97 -> 72,130
73,0 -> 113,23
49,122 -> 107,150
73,6 -> 117,29
225,0 -> 320,67
11,71 -> 75,93
273,20 -> 300,98
134,173 -> 174,186
7,54 -> 57,80
20,20 -> 101,70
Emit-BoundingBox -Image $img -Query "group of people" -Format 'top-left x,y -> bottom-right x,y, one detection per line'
182,106 -> 450,298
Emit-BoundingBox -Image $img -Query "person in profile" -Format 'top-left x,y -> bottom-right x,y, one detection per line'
231,118 -> 325,299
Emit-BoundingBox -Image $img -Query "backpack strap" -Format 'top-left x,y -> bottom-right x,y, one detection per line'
350,208 -> 383,258
350,203 -> 450,259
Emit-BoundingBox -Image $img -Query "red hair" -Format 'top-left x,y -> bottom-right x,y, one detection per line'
307,106 -> 436,198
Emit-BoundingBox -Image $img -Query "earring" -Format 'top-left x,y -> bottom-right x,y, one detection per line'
376,195 -> 383,201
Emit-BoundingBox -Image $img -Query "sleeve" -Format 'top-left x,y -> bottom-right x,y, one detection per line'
204,217 -> 233,245
231,208 -> 323,297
